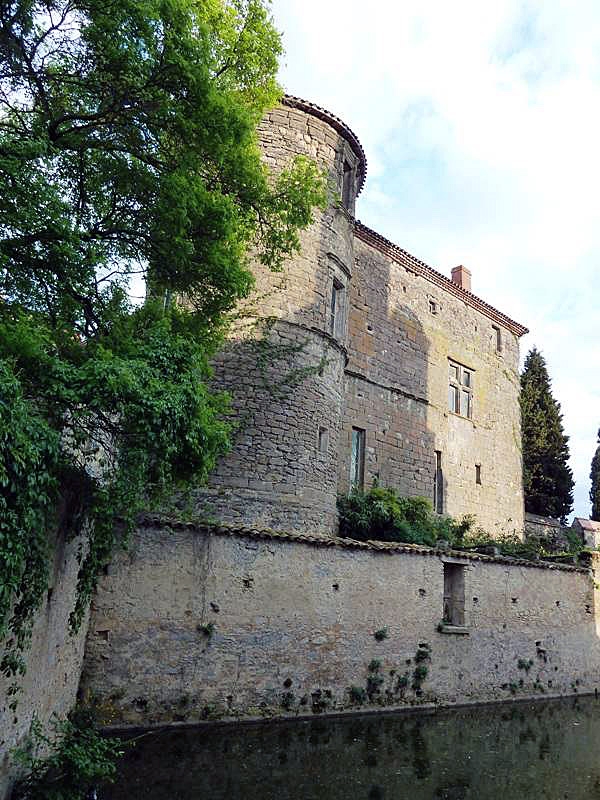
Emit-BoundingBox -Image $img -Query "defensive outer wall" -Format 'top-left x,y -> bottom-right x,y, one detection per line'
80,520 -> 600,727
0,532 -> 88,797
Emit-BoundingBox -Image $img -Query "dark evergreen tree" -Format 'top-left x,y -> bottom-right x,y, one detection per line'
520,348 -> 574,521
590,430 -> 600,521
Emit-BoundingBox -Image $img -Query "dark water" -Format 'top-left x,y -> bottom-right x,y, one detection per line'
104,697 -> 600,800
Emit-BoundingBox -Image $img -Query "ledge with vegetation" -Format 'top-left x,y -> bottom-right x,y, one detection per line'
337,486 -> 592,565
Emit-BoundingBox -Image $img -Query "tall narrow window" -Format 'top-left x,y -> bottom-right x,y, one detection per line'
433,451 -> 443,513
329,278 -> 344,337
342,159 -> 354,210
318,427 -> 328,454
448,360 -> 473,419
443,563 -> 465,626
350,427 -> 365,490
475,464 -> 482,485
492,324 -> 502,353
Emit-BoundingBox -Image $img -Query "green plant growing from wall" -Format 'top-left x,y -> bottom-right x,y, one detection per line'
12,712 -> 124,799
374,627 -> 389,642
517,658 -> 534,673
0,0 -> 327,686
197,622 -> 215,638
348,685 -> 367,705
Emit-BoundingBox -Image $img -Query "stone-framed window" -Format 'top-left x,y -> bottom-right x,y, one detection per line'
318,426 -> 329,454
329,277 -> 345,337
443,562 -> 465,627
339,146 -> 358,215
342,159 -> 354,210
433,450 -> 443,513
350,427 -> 365,490
475,464 -> 482,485
448,359 -> 473,419
492,324 -> 502,354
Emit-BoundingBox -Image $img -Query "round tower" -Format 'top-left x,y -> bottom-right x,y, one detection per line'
198,96 -> 366,533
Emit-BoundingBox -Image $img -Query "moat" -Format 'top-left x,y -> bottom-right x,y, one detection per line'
104,697 -> 600,799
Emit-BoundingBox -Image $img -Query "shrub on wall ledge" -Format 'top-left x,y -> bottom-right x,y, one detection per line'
337,487 -> 472,546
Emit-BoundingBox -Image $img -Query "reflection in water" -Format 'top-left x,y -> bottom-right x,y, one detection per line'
104,697 -> 600,800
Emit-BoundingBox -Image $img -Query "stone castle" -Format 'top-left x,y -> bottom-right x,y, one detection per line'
200,95 -> 529,537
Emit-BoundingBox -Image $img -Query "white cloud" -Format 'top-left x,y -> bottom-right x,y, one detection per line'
272,0 -> 600,518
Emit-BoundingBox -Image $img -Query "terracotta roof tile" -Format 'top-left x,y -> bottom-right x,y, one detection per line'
138,515 -> 587,573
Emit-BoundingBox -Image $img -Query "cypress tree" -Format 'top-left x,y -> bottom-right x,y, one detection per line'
520,348 -> 574,522
590,430 -> 600,521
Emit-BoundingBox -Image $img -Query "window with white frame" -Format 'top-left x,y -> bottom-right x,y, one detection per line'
448,360 -> 473,419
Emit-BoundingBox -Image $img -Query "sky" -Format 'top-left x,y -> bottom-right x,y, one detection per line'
271,0 -> 600,520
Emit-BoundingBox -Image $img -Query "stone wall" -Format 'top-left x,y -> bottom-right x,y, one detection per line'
194,101 -> 360,533
524,512 -> 576,552
343,234 -> 525,536
80,521 -> 600,727
194,96 -> 527,538
0,531 -> 89,797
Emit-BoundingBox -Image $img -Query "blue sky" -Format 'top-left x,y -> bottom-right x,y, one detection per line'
271,0 -> 600,519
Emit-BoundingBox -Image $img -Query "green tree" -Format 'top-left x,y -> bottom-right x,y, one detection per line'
520,347 -> 574,522
0,0 -> 326,677
589,429 -> 600,521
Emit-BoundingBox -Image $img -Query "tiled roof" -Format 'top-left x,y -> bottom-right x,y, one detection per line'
574,517 -> 600,531
138,516 -> 587,573
282,95 -> 367,195
355,221 -> 529,338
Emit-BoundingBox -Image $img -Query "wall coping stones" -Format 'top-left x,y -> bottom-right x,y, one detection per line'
137,515 -> 590,574
525,512 -> 565,529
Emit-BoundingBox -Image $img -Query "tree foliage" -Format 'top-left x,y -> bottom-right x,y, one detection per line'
0,0 -> 326,678
520,347 -> 574,522
590,429 -> 600,521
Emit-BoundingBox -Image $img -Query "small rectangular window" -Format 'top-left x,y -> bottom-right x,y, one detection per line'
433,450 -> 443,513
429,299 -> 438,315
443,563 -> 465,626
350,427 -> 365,490
329,278 -> 344,337
448,359 -> 473,419
475,464 -> 482,485
492,325 -> 502,353
318,427 -> 328,454
342,159 -> 354,210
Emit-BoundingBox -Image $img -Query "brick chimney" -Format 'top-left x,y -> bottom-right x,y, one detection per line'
451,265 -> 471,292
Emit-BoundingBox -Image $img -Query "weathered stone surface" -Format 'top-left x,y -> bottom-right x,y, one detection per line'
195,97 -> 526,537
0,532 -> 89,796
80,524 -> 600,727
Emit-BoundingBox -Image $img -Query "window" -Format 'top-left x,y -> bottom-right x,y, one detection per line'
448,360 -> 473,419
350,427 -> 365,490
492,324 -> 502,353
329,278 -> 344,337
443,563 -> 465,626
318,427 -> 328,454
429,299 -> 438,315
475,464 -> 482,485
342,159 -> 354,210
433,451 -> 443,513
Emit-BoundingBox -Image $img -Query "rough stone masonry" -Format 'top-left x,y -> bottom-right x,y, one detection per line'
196,95 -> 528,538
